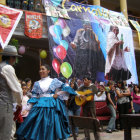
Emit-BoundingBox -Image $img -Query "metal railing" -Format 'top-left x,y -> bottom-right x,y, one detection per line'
6,0 -> 45,13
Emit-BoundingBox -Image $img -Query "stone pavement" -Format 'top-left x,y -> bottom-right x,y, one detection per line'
68,129 -> 140,140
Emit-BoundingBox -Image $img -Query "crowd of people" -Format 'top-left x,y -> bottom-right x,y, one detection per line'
0,45 -> 140,140
14,75 -> 140,139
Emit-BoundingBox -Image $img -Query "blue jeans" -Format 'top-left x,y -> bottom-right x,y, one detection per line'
107,104 -> 116,130
68,107 -> 81,134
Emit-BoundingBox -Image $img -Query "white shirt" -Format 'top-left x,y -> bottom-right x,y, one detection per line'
94,91 -> 106,101
21,95 -> 29,117
1,63 -> 23,105
38,76 -> 53,92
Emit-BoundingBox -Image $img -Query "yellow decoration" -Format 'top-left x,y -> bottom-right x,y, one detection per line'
0,14 -> 11,28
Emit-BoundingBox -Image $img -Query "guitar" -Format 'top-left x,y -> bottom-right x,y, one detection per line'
75,90 -> 93,106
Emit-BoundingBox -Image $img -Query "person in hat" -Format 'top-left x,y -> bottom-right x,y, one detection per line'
71,21 -> 105,82
94,82 -> 106,101
0,45 -> 23,140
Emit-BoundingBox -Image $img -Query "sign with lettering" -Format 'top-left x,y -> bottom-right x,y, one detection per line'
0,4 -> 23,49
43,0 -> 129,27
25,11 -> 43,38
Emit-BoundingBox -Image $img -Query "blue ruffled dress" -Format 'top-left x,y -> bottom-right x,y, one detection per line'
17,78 -> 77,140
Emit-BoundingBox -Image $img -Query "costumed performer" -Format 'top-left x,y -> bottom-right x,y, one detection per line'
105,26 -> 131,81
17,64 -> 83,140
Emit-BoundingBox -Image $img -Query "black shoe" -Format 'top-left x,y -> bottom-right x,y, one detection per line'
106,129 -> 112,133
112,129 -> 119,132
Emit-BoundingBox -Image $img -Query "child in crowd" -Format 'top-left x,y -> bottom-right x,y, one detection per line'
25,78 -> 32,92
16,83 -> 29,140
21,83 -> 29,119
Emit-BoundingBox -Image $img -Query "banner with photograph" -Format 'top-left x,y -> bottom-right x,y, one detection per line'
25,11 -> 43,39
0,4 -> 23,49
44,0 -> 138,84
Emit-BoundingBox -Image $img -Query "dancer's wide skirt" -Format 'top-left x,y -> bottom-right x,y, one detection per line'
17,97 -> 70,140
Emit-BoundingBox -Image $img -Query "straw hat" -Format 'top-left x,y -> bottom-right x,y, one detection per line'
0,45 -> 22,57
99,82 -> 105,88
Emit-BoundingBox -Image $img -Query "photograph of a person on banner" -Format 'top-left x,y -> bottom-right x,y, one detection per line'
105,25 -> 131,81
71,21 -> 105,82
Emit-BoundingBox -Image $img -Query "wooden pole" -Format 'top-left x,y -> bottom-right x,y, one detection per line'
93,0 -> 100,6
39,50 -> 41,66
120,0 -> 128,20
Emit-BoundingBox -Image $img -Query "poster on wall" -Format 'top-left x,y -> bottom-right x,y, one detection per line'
0,4 -> 23,49
25,11 -> 43,39
43,0 -> 138,84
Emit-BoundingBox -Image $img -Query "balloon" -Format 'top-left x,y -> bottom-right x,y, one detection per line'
18,46 -> 25,54
40,50 -> 47,59
56,45 -> 67,61
51,17 -> 58,23
60,62 -> 72,79
62,25 -> 70,37
52,58 -> 60,74
56,19 -> 67,29
54,25 -> 62,37
53,36 -> 61,45
49,25 -> 56,37
60,40 -> 68,50
53,46 -> 58,58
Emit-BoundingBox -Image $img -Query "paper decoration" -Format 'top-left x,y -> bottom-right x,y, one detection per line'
25,11 -> 43,39
0,4 -> 23,49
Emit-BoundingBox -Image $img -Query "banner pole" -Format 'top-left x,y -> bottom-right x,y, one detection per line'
93,0 -> 100,6
39,50 -> 41,66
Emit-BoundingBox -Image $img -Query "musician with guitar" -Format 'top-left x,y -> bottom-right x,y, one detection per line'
76,76 -> 100,140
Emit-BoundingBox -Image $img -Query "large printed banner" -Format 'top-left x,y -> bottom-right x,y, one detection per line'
0,4 -> 23,49
25,11 -> 43,39
43,0 -> 138,84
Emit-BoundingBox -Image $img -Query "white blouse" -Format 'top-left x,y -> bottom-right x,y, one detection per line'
38,76 -> 53,92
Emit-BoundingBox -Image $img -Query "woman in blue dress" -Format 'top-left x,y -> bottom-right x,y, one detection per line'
17,64 -> 80,140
